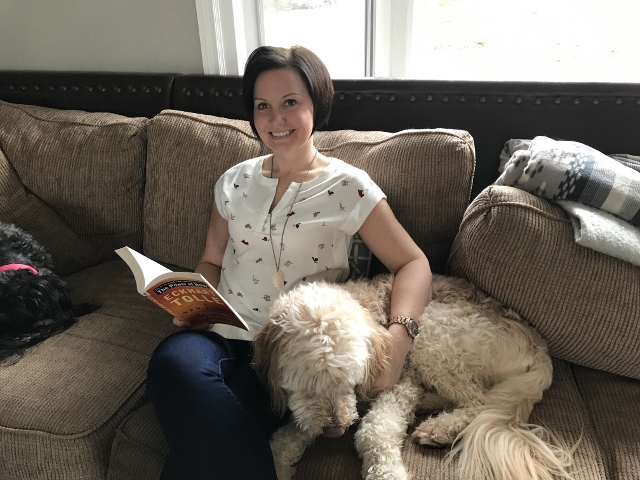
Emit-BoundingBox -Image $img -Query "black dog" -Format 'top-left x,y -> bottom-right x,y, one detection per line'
0,222 -> 98,364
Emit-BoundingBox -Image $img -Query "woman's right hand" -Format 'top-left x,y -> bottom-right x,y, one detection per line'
172,317 -> 210,330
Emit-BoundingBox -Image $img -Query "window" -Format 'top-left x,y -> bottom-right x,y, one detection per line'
196,0 -> 640,82
262,0 -> 366,78
409,0 -> 640,82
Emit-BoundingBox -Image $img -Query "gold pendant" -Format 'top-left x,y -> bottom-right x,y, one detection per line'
272,270 -> 285,292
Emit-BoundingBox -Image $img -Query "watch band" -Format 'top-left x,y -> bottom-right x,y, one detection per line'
388,315 -> 419,339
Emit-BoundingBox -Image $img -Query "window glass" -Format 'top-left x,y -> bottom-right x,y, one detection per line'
262,0 -> 366,78
410,0 -> 640,82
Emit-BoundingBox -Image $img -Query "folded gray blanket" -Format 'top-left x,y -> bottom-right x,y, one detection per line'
497,137 -> 640,226
557,200 -> 640,267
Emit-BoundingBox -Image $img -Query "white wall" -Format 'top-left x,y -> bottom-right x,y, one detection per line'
0,0 -> 204,73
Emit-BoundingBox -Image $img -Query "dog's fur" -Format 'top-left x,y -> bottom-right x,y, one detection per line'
0,223 -> 98,362
253,274 -> 575,480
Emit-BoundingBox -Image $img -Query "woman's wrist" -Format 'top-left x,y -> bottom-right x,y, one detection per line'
196,260 -> 221,270
194,261 -> 222,288
388,324 -> 414,353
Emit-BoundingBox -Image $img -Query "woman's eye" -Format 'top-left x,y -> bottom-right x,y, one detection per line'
255,103 -> 268,111
284,99 -> 297,107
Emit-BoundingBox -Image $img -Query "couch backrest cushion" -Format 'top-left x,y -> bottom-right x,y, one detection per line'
314,129 -> 475,273
449,185 -> 640,379
145,111 -> 475,273
144,111 -> 268,269
0,148 -> 101,275
0,101 -> 148,260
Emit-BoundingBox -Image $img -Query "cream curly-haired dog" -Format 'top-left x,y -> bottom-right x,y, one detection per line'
253,274 -> 575,480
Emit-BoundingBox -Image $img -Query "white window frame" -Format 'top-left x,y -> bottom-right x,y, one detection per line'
195,0 -> 413,78
372,0 -> 413,77
195,0 -> 263,75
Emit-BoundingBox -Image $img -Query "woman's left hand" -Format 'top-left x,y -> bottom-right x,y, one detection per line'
366,324 -> 412,398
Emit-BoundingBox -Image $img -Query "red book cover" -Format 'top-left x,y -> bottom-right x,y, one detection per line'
115,247 -> 248,330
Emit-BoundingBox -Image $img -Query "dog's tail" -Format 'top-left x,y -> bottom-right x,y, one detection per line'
451,350 -> 576,480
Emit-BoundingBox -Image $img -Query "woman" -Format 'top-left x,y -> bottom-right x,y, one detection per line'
146,45 -> 432,479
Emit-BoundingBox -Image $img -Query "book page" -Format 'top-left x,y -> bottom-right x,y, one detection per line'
115,247 -> 172,293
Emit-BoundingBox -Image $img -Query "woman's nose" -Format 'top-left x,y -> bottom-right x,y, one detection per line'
269,107 -> 286,123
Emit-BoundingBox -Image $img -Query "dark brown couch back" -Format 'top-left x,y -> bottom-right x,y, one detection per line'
172,75 -> 640,198
0,71 -> 175,119
2,71 -> 640,198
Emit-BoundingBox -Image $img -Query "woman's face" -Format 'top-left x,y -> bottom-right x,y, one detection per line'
253,68 -> 315,156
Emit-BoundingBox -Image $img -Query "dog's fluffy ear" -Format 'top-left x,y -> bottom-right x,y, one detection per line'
0,272 -> 75,333
252,311 -> 289,417
358,322 -> 393,399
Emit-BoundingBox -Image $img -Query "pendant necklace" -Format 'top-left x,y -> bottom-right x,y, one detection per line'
269,148 -> 318,292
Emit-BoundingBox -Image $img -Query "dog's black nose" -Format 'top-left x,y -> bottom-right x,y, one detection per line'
322,426 -> 346,438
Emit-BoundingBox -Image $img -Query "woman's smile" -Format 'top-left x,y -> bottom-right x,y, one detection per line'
271,129 -> 295,138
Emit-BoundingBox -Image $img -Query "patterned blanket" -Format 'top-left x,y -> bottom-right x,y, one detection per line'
497,136 -> 640,226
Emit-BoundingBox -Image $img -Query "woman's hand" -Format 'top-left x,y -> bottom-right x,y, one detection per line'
172,317 -> 210,330
366,324 -> 413,398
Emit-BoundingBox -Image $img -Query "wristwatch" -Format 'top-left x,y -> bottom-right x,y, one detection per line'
388,315 -> 420,339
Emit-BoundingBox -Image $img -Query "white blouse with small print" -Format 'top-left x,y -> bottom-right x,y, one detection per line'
211,155 -> 386,341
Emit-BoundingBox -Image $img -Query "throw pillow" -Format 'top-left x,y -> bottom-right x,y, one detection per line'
347,233 -> 371,280
0,148 -> 101,276
0,100 -> 148,260
497,136 -> 640,226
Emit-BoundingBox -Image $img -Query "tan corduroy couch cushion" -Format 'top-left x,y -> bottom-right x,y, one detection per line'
144,111 -> 475,273
314,129 -> 474,273
0,147 -> 100,275
572,365 -> 640,478
144,111 -> 269,268
108,357 -> 610,480
448,185 -> 640,379
0,100 -> 148,259
294,358 -> 607,480
0,259 -> 178,480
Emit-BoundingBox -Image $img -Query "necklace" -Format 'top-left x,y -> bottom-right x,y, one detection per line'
269,148 -> 318,292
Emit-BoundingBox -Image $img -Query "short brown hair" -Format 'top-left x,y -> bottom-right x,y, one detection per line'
243,45 -> 335,139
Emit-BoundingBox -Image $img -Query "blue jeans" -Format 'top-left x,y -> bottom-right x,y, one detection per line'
147,330 -> 286,480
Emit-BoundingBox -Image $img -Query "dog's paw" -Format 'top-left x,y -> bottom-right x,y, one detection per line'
411,417 -> 457,447
274,461 -> 296,480
363,463 -> 409,480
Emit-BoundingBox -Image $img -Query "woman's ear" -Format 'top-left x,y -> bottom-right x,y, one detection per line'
358,322 -> 392,399
252,314 -> 288,416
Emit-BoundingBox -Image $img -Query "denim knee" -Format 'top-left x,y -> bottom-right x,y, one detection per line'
147,331 -> 219,399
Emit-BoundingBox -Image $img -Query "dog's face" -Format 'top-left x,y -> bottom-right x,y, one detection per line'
253,281 -> 392,438
0,270 -> 76,333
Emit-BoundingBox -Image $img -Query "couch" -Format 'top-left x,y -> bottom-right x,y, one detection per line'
0,71 -> 638,480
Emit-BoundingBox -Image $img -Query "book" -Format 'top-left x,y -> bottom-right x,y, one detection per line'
115,246 -> 248,330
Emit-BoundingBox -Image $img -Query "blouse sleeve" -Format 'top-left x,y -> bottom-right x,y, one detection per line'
214,174 -> 230,221
340,169 -> 386,235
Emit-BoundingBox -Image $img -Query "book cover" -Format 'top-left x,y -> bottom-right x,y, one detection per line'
115,247 -> 248,330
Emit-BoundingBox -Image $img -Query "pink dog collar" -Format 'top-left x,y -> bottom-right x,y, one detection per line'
0,263 -> 38,275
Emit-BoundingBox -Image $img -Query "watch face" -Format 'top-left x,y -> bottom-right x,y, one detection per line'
407,320 -> 420,338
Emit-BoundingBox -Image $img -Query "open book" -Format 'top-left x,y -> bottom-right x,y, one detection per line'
115,247 -> 248,330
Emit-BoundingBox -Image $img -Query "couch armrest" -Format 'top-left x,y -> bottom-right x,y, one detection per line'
449,185 -> 640,379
